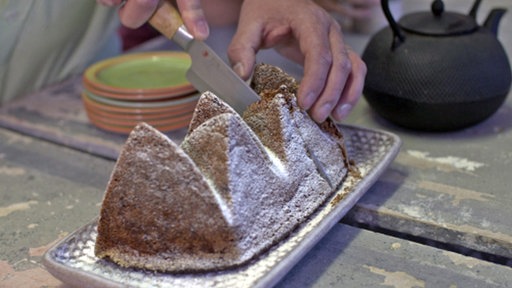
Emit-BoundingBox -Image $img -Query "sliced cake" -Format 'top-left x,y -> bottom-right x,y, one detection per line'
95,63 -> 350,272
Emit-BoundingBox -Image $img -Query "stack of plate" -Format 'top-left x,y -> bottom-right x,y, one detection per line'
82,51 -> 199,134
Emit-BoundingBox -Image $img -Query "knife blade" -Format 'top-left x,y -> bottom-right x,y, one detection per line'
149,1 -> 260,114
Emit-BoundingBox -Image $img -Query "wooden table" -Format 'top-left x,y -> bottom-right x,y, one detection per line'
1,0 -> 512,287
342,0 -> 512,264
1,126 -> 511,287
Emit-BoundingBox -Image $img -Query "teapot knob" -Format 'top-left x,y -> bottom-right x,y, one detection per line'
431,0 -> 444,17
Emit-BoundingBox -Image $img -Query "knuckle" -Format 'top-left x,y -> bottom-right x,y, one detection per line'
316,51 -> 334,68
335,53 -> 352,73
310,4 -> 331,21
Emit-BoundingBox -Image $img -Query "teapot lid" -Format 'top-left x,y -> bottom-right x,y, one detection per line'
399,1 -> 478,36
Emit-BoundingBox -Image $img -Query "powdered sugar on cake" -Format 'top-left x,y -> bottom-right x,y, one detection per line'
94,64 -> 350,273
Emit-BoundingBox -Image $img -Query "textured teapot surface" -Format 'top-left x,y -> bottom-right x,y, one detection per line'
362,0 -> 512,131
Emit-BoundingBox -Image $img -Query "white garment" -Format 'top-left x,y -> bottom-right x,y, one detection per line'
0,0 -> 121,104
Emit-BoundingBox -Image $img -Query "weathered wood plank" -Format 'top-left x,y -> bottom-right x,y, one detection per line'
342,0 -> 512,262
0,128 -> 115,287
2,127 -> 512,287
277,224 -> 512,288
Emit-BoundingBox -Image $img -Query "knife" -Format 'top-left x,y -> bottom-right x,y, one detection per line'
148,1 -> 260,114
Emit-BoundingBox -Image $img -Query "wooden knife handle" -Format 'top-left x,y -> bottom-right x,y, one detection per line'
149,1 -> 183,39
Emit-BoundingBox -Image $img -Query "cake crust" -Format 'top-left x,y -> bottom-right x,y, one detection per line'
95,63 -> 350,273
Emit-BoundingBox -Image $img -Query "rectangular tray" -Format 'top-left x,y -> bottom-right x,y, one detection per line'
43,125 -> 401,288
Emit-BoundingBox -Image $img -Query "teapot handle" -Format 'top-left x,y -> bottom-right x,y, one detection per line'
469,0 -> 482,19
382,0 -> 405,49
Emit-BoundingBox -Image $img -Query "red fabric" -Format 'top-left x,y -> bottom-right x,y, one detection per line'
117,24 -> 161,51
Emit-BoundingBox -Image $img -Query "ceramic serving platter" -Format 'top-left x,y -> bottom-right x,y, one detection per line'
44,125 -> 401,288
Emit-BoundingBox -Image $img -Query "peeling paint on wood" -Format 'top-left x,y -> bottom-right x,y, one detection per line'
0,166 -> 26,176
0,260 -> 63,287
417,180 -> 495,206
396,150 -> 485,174
391,242 -> 402,250
347,204 -> 512,258
443,251 -> 492,268
29,236 -> 66,257
364,265 -> 426,288
0,200 -> 38,217
0,128 -> 33,145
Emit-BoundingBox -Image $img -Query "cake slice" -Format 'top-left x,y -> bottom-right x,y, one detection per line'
95,123 -> 239,272
181,111 -> 295,264
187,91 -> 238,134
247,63 -> 349,188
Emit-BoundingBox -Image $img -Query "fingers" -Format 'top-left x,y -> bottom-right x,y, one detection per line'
299,18 -> 349,123
227,20 -> 262,80
229,0 -> 365,123
176,0 -> 209,40
330,49 -> 366,121
298,16 -> 365,123
101,0 -> 209,40
296,19 -> 333,113
117,0 -> 159,28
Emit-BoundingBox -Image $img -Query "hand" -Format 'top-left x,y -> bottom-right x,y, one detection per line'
315,0 -> 380,20
96,0 -> 210,40
228,0 -> 366,123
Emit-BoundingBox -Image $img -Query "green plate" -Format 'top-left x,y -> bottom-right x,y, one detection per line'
84,52 -> 195,96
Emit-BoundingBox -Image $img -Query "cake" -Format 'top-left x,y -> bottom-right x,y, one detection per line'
95,63 -> 350,272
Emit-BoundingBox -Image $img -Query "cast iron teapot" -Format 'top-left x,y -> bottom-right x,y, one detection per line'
362,0 -> 511,131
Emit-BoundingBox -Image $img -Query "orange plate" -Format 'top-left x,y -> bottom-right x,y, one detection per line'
81,92 -> 198,115
86,113 -> 192,134
83,80 -> 196,101
83,102 -> 194,121
84,105 -> 193,127
83,89 -> 200,109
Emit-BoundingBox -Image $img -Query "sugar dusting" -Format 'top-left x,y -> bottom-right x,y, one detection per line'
204,177 -> 235,225
264,146 -> 288,177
